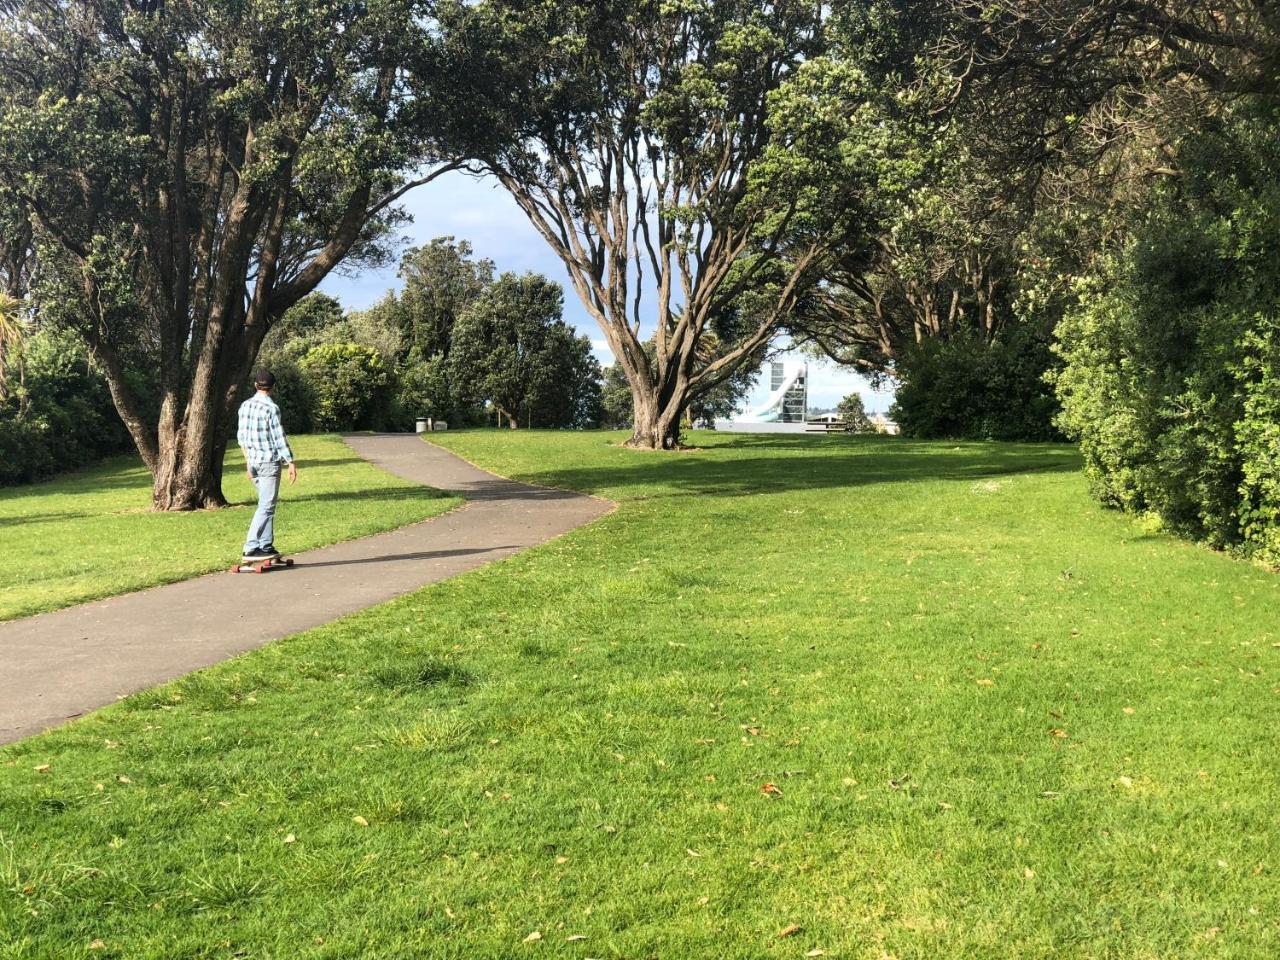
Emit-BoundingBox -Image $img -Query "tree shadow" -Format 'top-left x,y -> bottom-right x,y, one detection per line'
520,436 -> 1082,500
278,487 -> 456,506
0,511 -> 95,527
296,545 -> 519,568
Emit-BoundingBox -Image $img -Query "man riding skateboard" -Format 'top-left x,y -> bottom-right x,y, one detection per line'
236,368 -> 298,562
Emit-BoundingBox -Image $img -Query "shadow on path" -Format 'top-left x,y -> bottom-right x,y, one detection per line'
297,545 -> 518,568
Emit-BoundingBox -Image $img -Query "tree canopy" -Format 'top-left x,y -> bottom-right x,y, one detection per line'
0,0 -> 457,507
437,0 -> 872,448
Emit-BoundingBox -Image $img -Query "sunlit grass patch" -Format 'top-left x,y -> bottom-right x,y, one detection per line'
2,430 -> 1278,958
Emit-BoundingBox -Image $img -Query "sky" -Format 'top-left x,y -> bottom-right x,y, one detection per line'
320,169 -> 894,413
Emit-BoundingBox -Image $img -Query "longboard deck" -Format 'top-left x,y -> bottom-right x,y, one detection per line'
229,556 -> 294,575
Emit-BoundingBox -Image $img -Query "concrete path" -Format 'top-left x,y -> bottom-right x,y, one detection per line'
0,435 -> 611,746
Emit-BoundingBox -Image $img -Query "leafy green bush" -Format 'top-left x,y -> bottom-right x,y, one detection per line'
1052,103 -> 1280,564
298,343 -> 393,431
890,322 -> 1062,441
0,327 -> 132,486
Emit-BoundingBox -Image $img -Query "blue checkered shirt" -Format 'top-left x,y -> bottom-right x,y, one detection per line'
236,394 -> 294,467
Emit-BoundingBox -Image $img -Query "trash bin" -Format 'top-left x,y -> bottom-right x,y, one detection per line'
415,418 -> 430,434
432,421 -> 448,432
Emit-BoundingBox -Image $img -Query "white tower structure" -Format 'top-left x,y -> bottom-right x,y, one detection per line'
738,361 -> 808,423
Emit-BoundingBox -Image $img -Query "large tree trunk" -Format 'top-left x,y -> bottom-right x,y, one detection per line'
151,431 -> 227,510
625,382 -> 685,450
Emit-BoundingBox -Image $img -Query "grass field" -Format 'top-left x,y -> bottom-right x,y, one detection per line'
2,430 -> 1279,958
0,434 -> 458,621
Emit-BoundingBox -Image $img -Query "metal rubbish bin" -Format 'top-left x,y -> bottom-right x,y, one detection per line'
432,421 -> 448,432
415,418 -> 430,434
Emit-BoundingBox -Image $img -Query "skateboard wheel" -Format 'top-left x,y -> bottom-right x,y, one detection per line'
284,559 -> 294,567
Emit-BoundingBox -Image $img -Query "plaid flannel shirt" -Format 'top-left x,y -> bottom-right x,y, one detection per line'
237,394 -> 294,467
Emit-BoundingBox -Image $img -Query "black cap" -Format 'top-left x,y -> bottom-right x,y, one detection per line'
253,368 -> 276,389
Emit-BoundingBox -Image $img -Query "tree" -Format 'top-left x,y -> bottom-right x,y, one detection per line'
449,273 -> 602,429
440,0 -> 870,448
379,237 -> 495,363
0,0 -> 458,508
788,2 -> 1045,378
836,393 -> 874,434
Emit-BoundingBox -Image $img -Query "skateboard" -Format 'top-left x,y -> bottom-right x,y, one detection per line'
229,554 -> 294,574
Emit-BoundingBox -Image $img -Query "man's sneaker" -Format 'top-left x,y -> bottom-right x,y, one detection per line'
259,544 -> 282,558
242,548 -> 274,561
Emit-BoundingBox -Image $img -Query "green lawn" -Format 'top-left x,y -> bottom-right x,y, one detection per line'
3,430 -> 1279,958
0,434 -> 458,621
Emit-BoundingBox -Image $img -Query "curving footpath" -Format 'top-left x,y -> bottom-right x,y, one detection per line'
0,435 -> 611,746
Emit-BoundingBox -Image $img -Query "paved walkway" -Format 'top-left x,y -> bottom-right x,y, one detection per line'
0,435 -> 611,745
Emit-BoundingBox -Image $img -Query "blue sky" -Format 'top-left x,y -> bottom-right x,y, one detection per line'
320,169 -> 893,413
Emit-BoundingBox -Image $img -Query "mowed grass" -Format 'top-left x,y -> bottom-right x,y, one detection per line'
0,434 -> 458,621
3,430 -> 1280,958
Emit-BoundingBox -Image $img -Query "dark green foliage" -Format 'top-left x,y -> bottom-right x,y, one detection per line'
299,344 -> 394,432
1054,103 -> 1280,563
891,322 -> 1063,441
598,361 -> 634,429
449,273 -> 602,429
0,327 -> 131,485
384,238 -> 494,363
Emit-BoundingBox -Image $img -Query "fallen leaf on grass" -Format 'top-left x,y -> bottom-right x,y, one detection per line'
686,848 -> 702,857
117,775 -> 132,784
1122,706 -> 1136,715
1048,728 -> 1068,739
761,783 -> 783,797
523,931 -> 542,943
352,815 -> 370,827
777,923 -> 803,938
33,764 -> 50,773
283,834 -> 296,844
89,941 -> 106,950
976,678 -> 995,687
806,951 -> 825,957
566,935 -> 587,942
1116,776 -> 1134,789
555,856 -> 568,864
1023,867 -> 1035,879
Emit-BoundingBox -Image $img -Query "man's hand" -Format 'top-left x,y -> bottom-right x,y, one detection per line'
246,467 -> 254,482
287,462 -> 298,485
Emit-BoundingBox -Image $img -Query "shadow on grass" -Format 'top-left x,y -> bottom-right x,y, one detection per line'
0,511 -> 96,527
524,435 -> 1082,500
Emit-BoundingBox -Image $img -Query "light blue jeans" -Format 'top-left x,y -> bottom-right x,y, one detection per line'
243,462 -> 281,554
